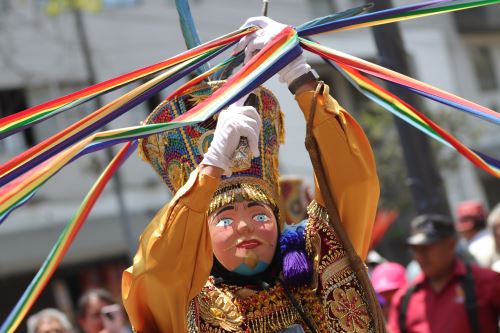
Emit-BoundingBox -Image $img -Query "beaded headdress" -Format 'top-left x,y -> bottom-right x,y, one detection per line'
139,81 -> 284,219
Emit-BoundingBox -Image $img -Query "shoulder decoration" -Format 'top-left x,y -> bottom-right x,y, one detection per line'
305,201 -> 371,332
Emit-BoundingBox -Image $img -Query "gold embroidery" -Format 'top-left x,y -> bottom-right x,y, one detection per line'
207,178 -> 282,227
321,257 -> 350,287
330,288 -> 370,333
190,199 -> 375,332
307,201 -> 329,221
193,280 -> 333,332
305,200 -> 374,333
198,288 -> 243,332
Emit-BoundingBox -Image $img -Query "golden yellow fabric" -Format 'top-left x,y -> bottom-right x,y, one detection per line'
295,84 -> 379,260
122,84 -> 379,332
122,169 -> 220,332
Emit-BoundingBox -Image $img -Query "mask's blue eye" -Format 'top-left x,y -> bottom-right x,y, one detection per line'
253,214 -> 270,223
216,218 -> 233,227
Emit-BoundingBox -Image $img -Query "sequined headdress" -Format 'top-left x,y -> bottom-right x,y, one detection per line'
139,81 -> 284,220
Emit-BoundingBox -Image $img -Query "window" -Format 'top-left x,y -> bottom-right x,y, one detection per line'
469,46 -> 498,91
0,89 -> 35,153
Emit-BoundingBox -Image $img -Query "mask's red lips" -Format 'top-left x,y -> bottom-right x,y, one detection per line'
236,239 -> 262,249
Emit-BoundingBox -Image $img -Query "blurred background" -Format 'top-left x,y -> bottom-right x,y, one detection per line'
0,0 -> 499,331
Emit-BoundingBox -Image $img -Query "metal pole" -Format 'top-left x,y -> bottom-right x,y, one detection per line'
262,0 -> 269,16
365,0 -> 450,216
71,6 -> 136,261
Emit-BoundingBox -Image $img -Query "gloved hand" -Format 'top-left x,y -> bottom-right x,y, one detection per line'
235,16 -> 311,86
201,102 -> 261,176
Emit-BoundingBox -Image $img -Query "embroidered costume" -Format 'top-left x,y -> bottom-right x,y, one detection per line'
122,77 -> 382,332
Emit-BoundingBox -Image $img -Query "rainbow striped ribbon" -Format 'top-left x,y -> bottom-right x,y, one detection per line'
0,27 -> 300,223
330,58 -> 499,177
0,43 -> 235,188
300,38 -> 500,177
300,38 -> 500,125
0,27 -> 256,140
0,26 -> 299,333
0,141 -> 137,333
297,0 -> 500,35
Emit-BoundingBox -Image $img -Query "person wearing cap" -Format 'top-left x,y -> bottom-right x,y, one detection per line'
456,200 -> 496,268
371,262 -> 407,320
122,17 -> 385,333
388,214 -> 500,333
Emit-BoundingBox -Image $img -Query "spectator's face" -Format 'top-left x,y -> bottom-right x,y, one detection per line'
100,304 -> 126,333
36,318 -> 67,333
208,200 -> 278,275
456,218 -> 477,241
79,296 -> 110,333
411,237 -> 456,279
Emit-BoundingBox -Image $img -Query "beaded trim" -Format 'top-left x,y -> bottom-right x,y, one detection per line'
192,278 -> 333,333
187,299 -> 201,333
139,81 -> 284,200
320,257 -> 350,287
306,201 -> 329,222
207,177 -> 280,217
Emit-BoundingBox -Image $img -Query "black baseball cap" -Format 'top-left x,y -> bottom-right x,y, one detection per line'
406,214 -> 456,246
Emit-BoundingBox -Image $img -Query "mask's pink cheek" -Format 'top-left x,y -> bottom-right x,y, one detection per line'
210,227 -> 236,252
256,221 -> 278,242
212,238 -> 241,270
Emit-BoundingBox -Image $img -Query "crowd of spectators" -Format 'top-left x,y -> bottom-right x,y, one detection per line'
26,200 -> 500,333
27,288 -> 130,333
371,201 -> 500,333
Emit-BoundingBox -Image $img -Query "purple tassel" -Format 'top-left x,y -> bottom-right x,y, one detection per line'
279,226 -> 312,287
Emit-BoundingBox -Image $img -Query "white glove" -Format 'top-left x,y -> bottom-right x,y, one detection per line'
201,103 -> 261,176
235,16 -> 311,86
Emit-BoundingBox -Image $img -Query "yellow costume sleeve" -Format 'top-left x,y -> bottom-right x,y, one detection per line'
295,84 -> 380,260
121,168 -> 220,333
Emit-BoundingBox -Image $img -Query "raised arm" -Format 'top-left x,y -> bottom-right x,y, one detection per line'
294,81 -> 379,260
236,17 -> 379,260
122,167 -> 219,332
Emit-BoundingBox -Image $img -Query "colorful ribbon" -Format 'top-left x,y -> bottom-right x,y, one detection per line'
297,0 -> 500,36
300,38 -> 500,125
332,58 -> 500,177
175,0 -> 210,76
0,43 -> 234,188
0,27 -> 256,140
0,27 -> 300,223
0,141 -> 137,333
0,27 -> 300,331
